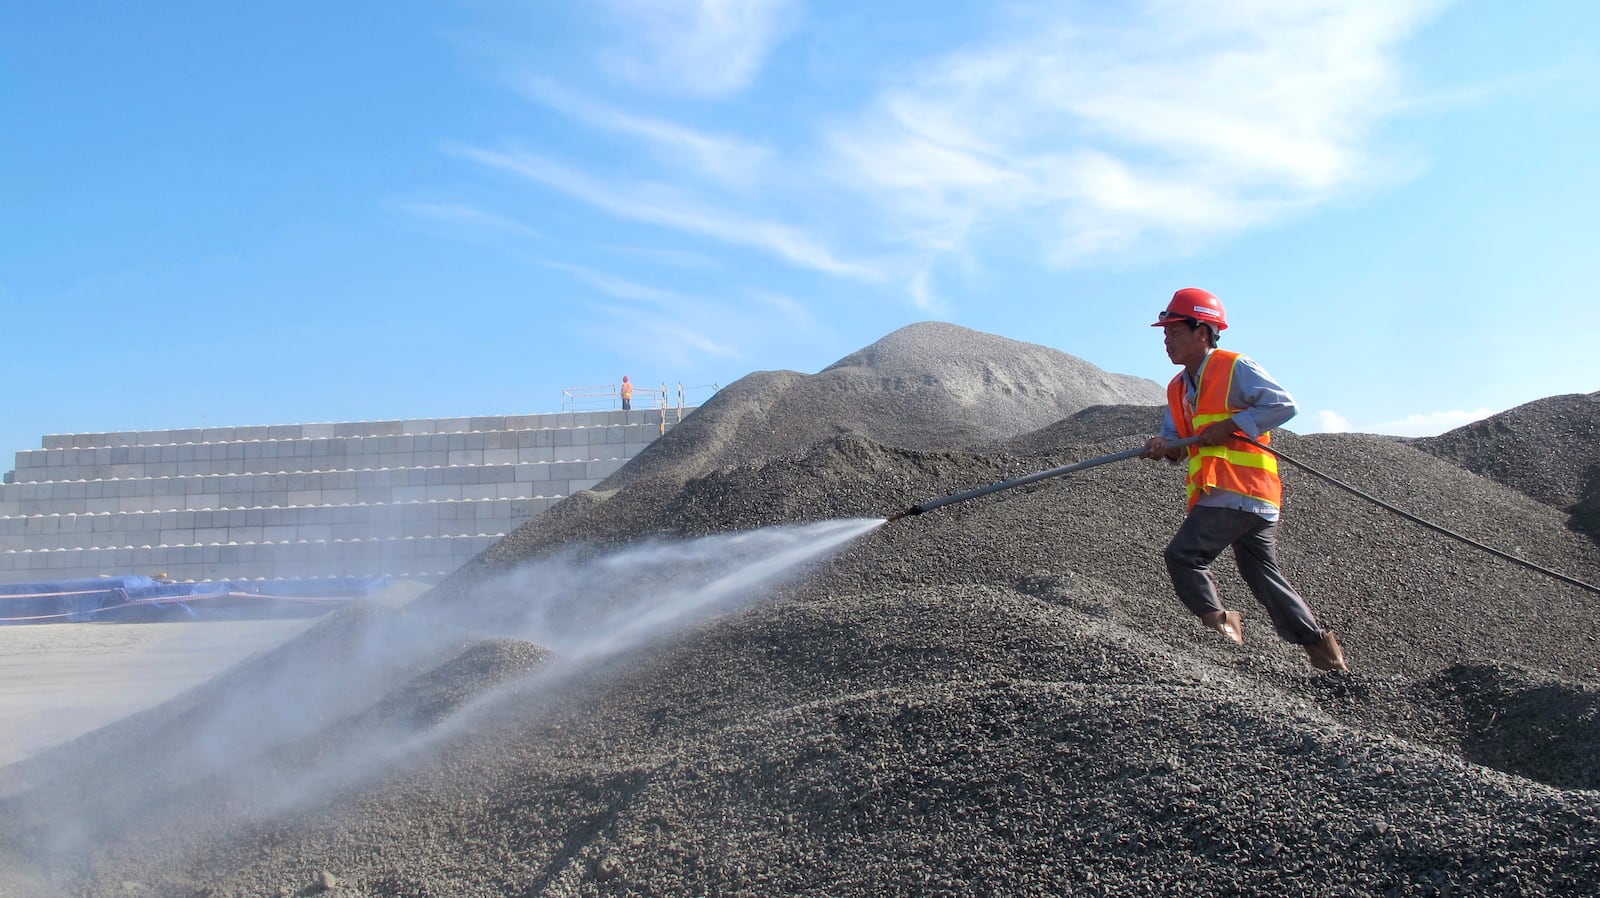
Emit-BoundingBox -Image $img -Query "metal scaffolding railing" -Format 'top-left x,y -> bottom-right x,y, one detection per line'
560,384 -> 626,412
561,381 -> 719,417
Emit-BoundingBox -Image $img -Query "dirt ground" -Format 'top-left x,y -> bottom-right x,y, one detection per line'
0,619 -> 314,769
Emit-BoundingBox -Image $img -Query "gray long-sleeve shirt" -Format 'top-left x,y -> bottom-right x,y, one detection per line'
1159,349 -> 1298,520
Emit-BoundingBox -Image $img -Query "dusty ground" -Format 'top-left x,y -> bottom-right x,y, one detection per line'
0,581 -> 434,771
2,322 -> 1597,897
0,619 -> 314,769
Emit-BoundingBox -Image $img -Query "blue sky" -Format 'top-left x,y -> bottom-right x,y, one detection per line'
3,1 -> 1596,465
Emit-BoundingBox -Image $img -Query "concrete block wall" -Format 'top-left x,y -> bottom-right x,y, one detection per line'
0,409 -> 687,583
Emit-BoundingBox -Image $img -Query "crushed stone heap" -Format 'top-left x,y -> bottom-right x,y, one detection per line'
3,323 -> 1597,898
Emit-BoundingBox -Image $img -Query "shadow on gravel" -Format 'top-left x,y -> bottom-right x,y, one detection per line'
1569,461 -> 1600,547
1424,662 -> 1600,791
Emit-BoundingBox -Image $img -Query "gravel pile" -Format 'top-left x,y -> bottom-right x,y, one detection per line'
605,321 -> 1165,491
1414,391 -> 1600,540
3,323 -> 1598,897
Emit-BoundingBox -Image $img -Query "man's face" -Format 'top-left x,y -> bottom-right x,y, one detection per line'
1161,319 -> 1210,368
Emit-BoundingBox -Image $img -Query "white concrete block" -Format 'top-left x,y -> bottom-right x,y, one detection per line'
586,459 -> 624,479
262,525 -> 297,543
514,465 -> 552,483
159,528 -> 194,547
228,526 -> 264,543
297,525 -> 333,541
194,527 -> 229,545
518,446 -> 554,464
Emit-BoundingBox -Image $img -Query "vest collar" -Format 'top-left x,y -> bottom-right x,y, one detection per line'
1184,348 -> 1217,387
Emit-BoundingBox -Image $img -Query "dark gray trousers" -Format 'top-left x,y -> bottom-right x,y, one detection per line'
1163,506 -> 1325,645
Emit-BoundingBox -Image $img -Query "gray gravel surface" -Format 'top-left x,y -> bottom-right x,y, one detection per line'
1414,391 -> 1600,540
3,323 -> 1598,897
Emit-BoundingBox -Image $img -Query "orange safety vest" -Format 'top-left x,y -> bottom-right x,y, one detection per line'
621,380 -> 633,399
1166,349 -> 1282,511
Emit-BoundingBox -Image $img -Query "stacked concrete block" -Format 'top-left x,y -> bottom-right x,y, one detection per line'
0,409 -> 687,583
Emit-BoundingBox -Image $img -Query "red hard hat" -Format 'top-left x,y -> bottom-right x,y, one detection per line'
1150,287 -> 1227,331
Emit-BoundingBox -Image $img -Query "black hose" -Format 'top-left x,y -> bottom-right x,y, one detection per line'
886,430 -> 1600,597
886,436 -> 1200,521
1239,435 -> 1600,597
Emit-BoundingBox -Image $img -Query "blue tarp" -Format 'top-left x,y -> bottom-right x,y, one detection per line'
0,575 -> 396,624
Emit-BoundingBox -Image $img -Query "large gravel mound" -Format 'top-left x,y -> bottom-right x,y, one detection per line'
1414,391 -> 1600,540
607,320 -> 1164,489
3,328 -> 1598,898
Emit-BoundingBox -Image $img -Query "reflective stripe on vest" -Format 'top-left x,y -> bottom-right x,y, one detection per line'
1166,350 -> 1282,510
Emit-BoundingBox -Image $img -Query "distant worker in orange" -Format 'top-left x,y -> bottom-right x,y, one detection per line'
1139,287 -> 1348,672
621,375 -> 633,411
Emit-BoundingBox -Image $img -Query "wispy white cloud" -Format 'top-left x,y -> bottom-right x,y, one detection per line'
600,243 -> 722,270
824,105 -> 1032,254
822,0 -> 1443,265
1366,408 -> 1497,438
396,202 -> 543,241
541,259 -> 758,363
538,259 -> 685,308
908,269 -> 946,315
1398,54 -> 1589,115
444,0 -> 1444,328
1307,407 -> 1494,437
647,320 -> 743,359
514,76 -> 770,184
576,302 -> 744,368
598,0 -> 800,97
1314,410 -> 1351,433
748,290 -> 819,332
450,144 -> 880,279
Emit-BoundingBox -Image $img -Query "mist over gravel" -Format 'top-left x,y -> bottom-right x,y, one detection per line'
3,322 -> 1598,897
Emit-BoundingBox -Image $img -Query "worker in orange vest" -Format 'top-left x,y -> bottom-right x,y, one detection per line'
1140,288 -> 1348,672
620,375 -> 633,410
